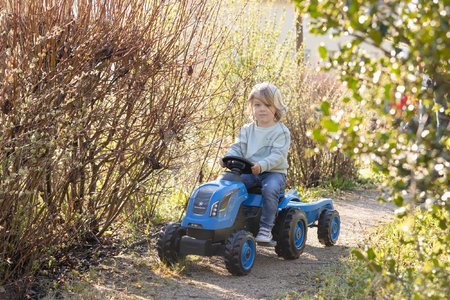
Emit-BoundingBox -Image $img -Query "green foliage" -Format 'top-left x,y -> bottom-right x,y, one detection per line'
326,175 -> 358,190
304,258 -> 384,299
295,0 -> 449,296
153,189 -> 189,224
357,161 -> 385,185
296,186 -> 334,203
310,211 -> 449,299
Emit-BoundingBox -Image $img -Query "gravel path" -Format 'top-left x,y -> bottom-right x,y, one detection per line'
66,188 -> 395,299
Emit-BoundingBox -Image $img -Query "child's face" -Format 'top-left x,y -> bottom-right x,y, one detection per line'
252,98 -> 276,127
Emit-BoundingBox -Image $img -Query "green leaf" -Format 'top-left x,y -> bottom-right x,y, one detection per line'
320,101 -> 331,116
312,128 -> 326,143
367,248 -> 376,260
348,1 -> 360,15
386,258 -> 397,273
348,78 -> 358,91
392,196 -> 404,206
368,261 -> 382,273
384,84 -> 392,100
321,118 -> 339,132
318,45 -> 327,60
369,29 -> 383,45
351,249 -> 365,261
438,219 -> 447,230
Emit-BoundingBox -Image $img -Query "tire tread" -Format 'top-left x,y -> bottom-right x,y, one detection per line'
274,208 -> 307,260
156,223 -> 185,265
318,210 -> 340,246
224,230 -> 254,275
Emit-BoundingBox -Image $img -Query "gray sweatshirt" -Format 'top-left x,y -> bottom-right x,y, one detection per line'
225,122 -> 291,174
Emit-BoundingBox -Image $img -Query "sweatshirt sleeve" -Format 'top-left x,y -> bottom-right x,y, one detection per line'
258,128 -> 290,173
225,126 -> 247,158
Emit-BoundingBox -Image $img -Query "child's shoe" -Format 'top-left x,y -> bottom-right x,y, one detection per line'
255,227 -> 273,243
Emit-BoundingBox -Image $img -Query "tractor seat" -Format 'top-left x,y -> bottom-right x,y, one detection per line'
247,186 -> 285,200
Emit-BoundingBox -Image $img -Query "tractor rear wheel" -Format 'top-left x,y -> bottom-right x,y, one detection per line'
274,208 -> 307,260
157,222 -> 186,265
318,209 -> 340,246
224,230 -> 256,275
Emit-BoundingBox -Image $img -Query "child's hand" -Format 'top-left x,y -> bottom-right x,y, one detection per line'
251,163 -> 261,175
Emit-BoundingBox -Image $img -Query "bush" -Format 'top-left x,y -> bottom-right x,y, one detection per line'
0,0 -> 224,290
310,210 -> 450,299
295,0 -> 449,296
284,71 -> 357,188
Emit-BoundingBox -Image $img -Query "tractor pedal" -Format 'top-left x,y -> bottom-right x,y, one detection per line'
257,240 -> 277,247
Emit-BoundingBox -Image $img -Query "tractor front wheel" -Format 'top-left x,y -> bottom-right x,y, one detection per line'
224,230 -> 256,276
156,222 -> 186,265
318,209 -> 340,246
274,208 -> 307,260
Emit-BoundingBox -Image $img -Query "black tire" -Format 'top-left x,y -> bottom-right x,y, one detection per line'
274,208 -> 307,260
224,230 -> 256,276
273,208 -> 308,259
318,209 -> 340,246
156,222 -> 186,265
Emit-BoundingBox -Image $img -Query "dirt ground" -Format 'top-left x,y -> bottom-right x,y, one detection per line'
60,188 -> 395,300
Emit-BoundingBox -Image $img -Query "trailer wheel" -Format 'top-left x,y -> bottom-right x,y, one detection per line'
318,209 -> 340,246
274,208 -> 307,260
224,230 -> 256,275
157,222 -> 186,265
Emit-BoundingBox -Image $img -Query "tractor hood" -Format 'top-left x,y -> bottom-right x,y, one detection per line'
181,179 -> 247,230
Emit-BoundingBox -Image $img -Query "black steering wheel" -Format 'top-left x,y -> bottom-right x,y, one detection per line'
222,156 -> 254,174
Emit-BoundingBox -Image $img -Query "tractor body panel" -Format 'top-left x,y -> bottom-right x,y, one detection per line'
242,193 -> 263,206
279,190 -> 334,224
285,199 -> 334,225
179,236 -> 224,256
181,179 -> 248,231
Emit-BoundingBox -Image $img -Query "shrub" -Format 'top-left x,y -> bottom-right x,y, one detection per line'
284,70 -> 357,188
295,0 -> 449,296
0,0 -> 224,290
310,210 -> 450,299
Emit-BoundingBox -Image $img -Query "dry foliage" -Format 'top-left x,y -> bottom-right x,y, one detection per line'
285,70 -> 357,188
0,0 -> 225,288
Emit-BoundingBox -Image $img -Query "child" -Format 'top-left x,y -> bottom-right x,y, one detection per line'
221,82 -> 290,243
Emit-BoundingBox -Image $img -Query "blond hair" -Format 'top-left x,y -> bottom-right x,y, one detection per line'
247,82 -> 288,121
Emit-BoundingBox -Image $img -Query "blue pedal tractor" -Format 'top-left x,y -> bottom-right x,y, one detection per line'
157,156 -> 340,275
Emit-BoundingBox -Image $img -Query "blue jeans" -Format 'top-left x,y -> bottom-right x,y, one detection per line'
241,172 -> 286,230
